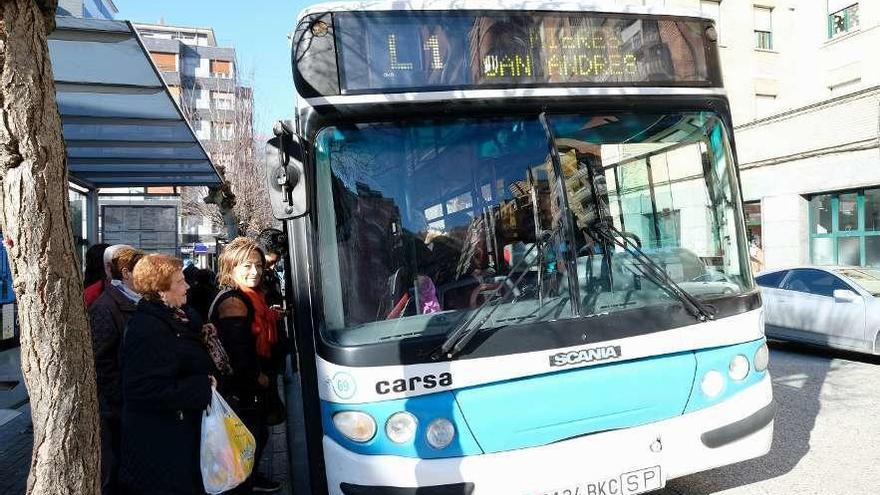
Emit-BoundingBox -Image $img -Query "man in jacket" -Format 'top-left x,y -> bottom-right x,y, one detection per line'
84,243 -> 132,308
89,247 -> 145,495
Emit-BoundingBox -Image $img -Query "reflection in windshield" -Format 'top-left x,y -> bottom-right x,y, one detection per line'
315,112 -> 752,346
836,268 -> 880,296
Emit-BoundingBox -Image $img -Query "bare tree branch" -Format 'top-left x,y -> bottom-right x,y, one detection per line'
178,56 -> 272,239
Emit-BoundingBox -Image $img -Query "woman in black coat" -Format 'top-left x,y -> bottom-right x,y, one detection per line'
210,237 -> 281,494
119,254 -> 216,495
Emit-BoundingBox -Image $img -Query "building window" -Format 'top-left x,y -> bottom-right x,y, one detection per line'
210,60 -> 232,78
700,1 -> 721,35
810,188 -> 880,267
755,94 -> 776,118
214,123 -> 234,141
196,89 -> 211,110
168,85 -> 181,103
744,202 -> 763,273
193,120 -> 211,141
754,6 -> 773,50
641,210 -> 681,249
150,52 -> 177,72
828,2 -> 859,38
212,91 -> 234,111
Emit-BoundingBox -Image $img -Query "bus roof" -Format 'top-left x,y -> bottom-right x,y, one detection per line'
298,0 -> 705,22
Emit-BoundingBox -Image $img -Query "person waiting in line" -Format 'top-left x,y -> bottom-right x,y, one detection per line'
84,242 -> 110,287
256,229 -> 293,426
89,247 -> 145,495
85,244 -> 131,309
119,254 -> 217,495
256,228 -> 286,307
83,243 -> 109,307
187,266 -> 219,323
211,237 -> 282,494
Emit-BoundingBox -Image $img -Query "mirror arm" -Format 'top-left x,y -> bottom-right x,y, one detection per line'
265,120 -> 307,219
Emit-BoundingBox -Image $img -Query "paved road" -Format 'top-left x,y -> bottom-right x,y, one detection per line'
5,345 -> 880,494
657,343 -> 880,495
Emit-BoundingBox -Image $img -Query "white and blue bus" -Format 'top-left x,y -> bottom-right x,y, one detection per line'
268,2 -> 775,494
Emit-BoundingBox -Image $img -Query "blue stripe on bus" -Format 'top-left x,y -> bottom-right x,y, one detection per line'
452,349 -> 696,453
321,339 -> 768,458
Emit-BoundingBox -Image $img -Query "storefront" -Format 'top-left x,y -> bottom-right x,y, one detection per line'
737,86 -> 880,272
809,188 -> 880,267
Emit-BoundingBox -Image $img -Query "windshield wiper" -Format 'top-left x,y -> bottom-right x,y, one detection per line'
434,231 -> 552,359
588,224 -> 715,322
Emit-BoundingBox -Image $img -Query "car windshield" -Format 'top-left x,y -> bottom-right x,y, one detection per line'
835,268 -> 880,296
315,112 -> 752,346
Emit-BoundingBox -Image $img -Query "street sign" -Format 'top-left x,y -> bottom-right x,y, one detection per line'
194,243 -> 208,254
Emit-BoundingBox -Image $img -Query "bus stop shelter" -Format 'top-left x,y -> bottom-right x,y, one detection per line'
1,16 -> 222,348
48,16 -> 221,244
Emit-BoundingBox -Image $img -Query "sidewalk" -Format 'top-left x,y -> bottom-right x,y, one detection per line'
0,346 -> 31,495
0,346 -> 291,495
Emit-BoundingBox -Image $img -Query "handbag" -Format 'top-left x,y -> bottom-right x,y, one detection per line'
201,323 -> 233,376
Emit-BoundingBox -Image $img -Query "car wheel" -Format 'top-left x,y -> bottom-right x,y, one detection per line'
874,331 -> 880,355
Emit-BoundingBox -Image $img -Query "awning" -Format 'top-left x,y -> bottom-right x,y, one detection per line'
48,17 -> 221,188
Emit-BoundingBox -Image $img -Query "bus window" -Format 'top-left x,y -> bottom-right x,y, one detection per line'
315,112 -> 751,345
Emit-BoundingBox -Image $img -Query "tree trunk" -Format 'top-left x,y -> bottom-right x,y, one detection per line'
0,1 -> 100,494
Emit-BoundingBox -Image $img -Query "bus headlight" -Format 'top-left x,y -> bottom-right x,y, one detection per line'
426,418 -> 456,449
700,370 -> 725,398
728,354 -> 750,381
754,343 -> 770,372
385,412 -> 418,444
333,411 -> 376,443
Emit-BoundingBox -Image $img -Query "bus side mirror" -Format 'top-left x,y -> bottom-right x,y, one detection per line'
266,120 -> 308,219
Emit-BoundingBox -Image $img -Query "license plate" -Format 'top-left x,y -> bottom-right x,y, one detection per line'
534,466 -> 663,495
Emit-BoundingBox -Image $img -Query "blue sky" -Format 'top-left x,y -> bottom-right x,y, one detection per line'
115,0 -> 316,136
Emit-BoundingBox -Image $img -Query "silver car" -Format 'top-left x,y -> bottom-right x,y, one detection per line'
757,266 -> 880,354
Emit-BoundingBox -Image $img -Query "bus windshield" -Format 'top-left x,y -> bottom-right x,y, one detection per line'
315,111 -> 752,346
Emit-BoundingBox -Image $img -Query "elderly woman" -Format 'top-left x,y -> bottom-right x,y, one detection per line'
211,237 -> 281,493
119,254 -> 216,495
89,247 -> 145,495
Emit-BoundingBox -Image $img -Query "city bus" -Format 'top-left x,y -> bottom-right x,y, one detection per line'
267,2 -> 776,494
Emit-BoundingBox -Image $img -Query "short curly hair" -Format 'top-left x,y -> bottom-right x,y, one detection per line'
132,254 -> 183,300
218,237 -> 265,288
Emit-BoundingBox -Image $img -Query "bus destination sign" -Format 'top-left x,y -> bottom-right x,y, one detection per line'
334,11 -> 711,92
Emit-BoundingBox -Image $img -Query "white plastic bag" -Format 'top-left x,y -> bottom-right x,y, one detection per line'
200,388 -> 256,494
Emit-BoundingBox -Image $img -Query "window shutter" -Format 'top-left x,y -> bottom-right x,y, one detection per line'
150,52 -> 177,72
700,0 -> 721,24
211,60 -> 231,75
754,7 -> 772,32
828,1 -> 856,14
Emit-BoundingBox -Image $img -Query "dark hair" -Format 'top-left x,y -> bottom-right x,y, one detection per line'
83,243 -> 110,287
256,228 -> 287,257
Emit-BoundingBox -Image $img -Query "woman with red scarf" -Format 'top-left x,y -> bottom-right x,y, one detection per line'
211,237 -> 281,493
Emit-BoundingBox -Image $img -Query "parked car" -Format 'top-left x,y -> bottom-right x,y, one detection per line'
756,266 -> 880,354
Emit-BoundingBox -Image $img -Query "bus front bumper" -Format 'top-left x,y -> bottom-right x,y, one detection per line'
324,375 -> 774,495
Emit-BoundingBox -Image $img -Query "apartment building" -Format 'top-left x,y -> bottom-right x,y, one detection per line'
57,0 -> 117,19
133,23 -> 246,163
133,22 -> 254,255
615,1 -> 879,271
697,1 -> 880,271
